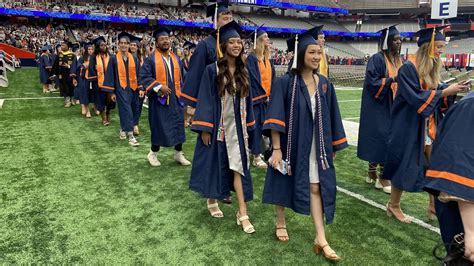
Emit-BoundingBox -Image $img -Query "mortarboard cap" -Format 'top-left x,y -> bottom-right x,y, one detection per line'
92,36 -> 106,46
207,1 -> 231,29
378,24 -> 400,50
286,25 -> 324,69
183,41 -> 196,50
152,27 -> 171,39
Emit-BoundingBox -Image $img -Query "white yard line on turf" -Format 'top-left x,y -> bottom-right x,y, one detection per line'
2,97 -> 63,100
340,119 -> 440,233
337,186 -> 441,234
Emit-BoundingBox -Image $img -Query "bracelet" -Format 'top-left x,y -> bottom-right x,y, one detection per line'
273,147 -> 281,150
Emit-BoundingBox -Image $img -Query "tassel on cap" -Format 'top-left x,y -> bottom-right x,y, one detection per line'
216,28 -> 223,59
382,29 -> 389,50
253,29 -> 257,50
429,27 -> 436,59
291,34 -> 299,70
214,4 -> 218,30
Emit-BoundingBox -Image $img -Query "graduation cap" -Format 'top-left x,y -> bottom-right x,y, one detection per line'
40,45 -> 51,52
416,25 -> 449,58
92,36 -> 106,46
206,0 -> 231,29
82,42 -> 93,49
55,43 -> 62,49
152,27 -> 171,39
210,20 -> 241,59
378,24 -> 400,51
183,41 -> 196,50
286,25 -> 323,69
71,43 -> 80,52
251,24 -> 266,50
117,31 -> 135,43
61,39 -> 73,48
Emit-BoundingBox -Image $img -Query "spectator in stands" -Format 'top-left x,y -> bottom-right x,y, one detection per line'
263,26 -> 347,260
383,26 -> 470,223
425,90 -> 474,264
50,40 -> 76,107
357,25 -> 402,195
38,45 -> 52,93
188,21 -> 256,234
246,29 -> 274,169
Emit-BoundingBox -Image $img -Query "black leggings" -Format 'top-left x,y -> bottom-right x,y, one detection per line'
151,144 -> 182,152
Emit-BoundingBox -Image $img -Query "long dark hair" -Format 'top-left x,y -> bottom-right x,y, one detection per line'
290,44 -> 319,76
217,40 -> 249,98
94,42 -> 107,56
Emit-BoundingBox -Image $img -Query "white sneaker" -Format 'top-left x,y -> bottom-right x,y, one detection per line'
375,178 -> 392,194
365,176 -> 374,184
128,136 -> 140,147
174,151 -> 191,166
119,130 -> 127,140
148,150 -> 161,166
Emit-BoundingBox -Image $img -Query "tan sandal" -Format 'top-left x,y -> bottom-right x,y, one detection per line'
276,226 -> 289,242
236,213 -> 255,234
314,242 -> 341,262
386,202 -> 412,224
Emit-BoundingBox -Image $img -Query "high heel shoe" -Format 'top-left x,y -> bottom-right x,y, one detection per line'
207,200 -> 223,218
386,202 -> 412,224
236,212 -> 255,234
314,242 -> 341,262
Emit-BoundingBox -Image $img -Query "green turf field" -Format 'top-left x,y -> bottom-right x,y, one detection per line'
0,68 -> 443,264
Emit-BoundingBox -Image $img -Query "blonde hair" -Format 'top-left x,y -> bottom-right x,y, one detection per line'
416,42 -> 442,89
253,34 -> 270,60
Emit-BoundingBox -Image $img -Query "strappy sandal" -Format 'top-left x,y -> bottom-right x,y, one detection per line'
276,226 -> 289,242
207,200 -> 223,218
314,242 -> 341,262
236,213 -> 255,234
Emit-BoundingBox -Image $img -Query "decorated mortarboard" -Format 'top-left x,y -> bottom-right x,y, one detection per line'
210,20 -> 241,59
206,0 -> 231,29
92,36 -> 106,46
183,41 -> 196,50
416,25 -> 449,59
378,24 -> 400,51
152,27 -> 171,39
286,25 -> 323,69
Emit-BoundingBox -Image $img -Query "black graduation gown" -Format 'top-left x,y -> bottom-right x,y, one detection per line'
181,36 -> 216,108
189,63 -> 256,201
384,61 -> 452,192
357,51 -> 396,163
139,52 -> 186,147
262,73 -> 348,224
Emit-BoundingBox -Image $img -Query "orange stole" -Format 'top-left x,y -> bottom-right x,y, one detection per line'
117,52 -> 138,90
154,50 -> 181,98
407,56 -> 437,140
384,55 -> 399,98
96,54 -> 109,88
258,58 -> 272,97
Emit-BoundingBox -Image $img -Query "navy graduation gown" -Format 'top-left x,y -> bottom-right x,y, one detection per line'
88,54 -> 115,112
139,52 -> 186,147
189,63 -> 256,201
262,73 -> 348,224
425,91 -> 474,202
384,60 -> 452,192
74,56 -> 93,105
357,51 -> 396,163
103,54 -> 141,132
181,36 -> 216,108
38,53 -> 52,84
246,53 -> 276,154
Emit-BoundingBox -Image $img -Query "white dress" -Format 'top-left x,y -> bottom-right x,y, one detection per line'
309,91 -> 320,184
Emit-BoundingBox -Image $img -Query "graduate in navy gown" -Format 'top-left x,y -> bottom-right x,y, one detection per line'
180,1 -> 233,108
71,42 -> 95,118
182,0 -> 234,204
188,21 -> 257,234
139,27 -> 191,167
102,32 -> 141,147
182,41 -> 196,128
383,26 -> 470,223
129,34 -> 146,136
70,43 -> 82,106
357,25 -> 402,194
263,26 -> 347,261
246,28 -> 275,169
424,90 -> 473,263
88,36 -> 116,126
38,45 -> 52,93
